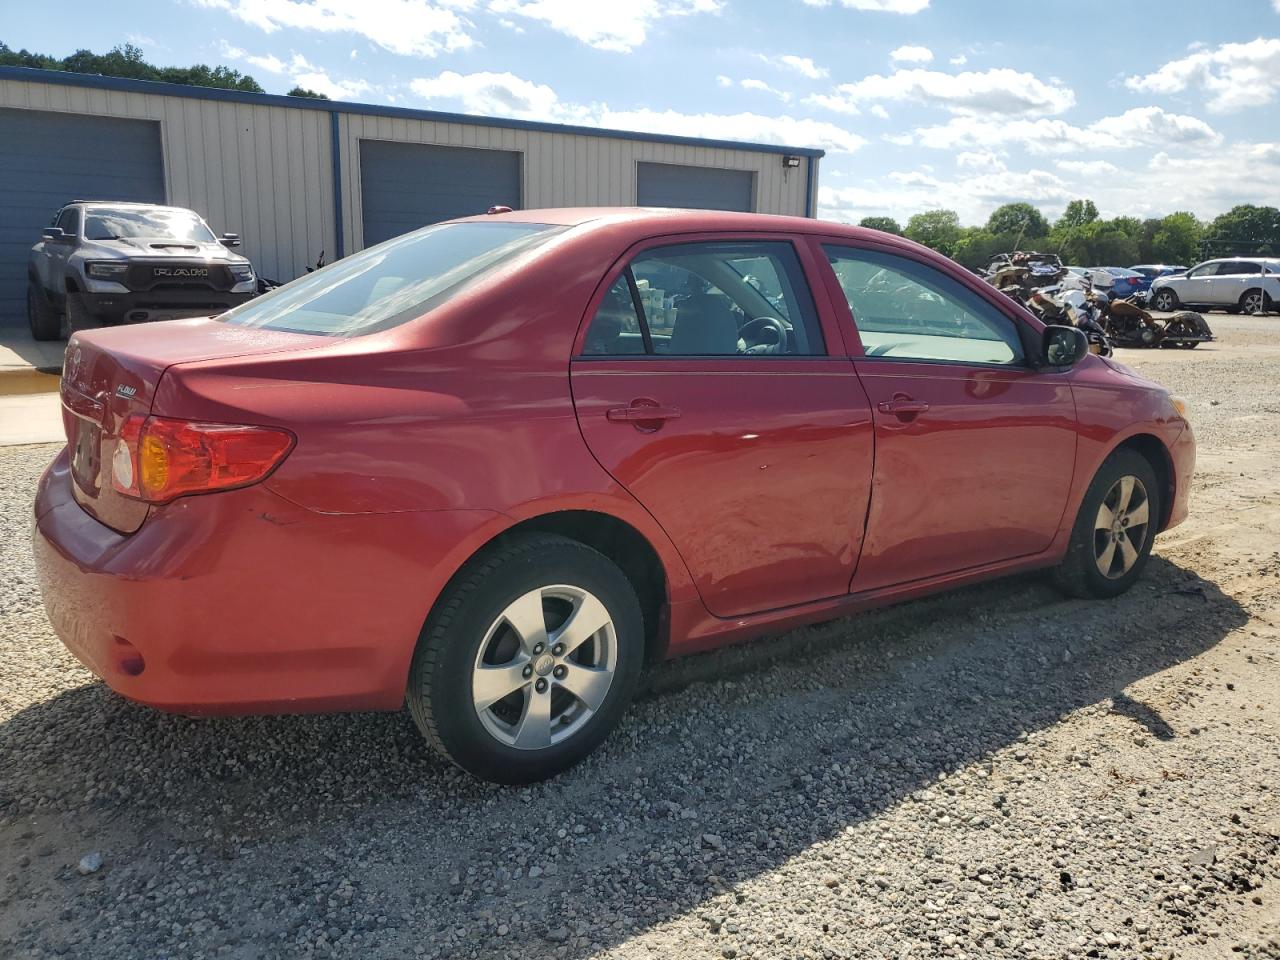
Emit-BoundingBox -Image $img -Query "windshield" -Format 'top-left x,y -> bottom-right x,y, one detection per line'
219,221 -> 563,337
85,207 -> 216,242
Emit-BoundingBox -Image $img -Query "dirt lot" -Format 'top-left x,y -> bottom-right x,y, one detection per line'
2,317 -> 1279,960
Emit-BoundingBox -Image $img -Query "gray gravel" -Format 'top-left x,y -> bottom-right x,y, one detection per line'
2,316 -> 1279,959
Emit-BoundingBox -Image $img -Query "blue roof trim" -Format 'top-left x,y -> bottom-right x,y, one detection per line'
0,66 -> 826,159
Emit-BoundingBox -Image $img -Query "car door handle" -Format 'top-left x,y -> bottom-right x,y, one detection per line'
877,398 -> 930,415
606,403 -> 682,423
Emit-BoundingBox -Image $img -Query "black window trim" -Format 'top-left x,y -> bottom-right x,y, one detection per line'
821,240 -> 1041,372
576,237 -> 828,361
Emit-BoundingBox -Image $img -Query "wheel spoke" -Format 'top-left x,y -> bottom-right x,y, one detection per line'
552,593 -> 612,656
1095,501 -> 1115,530
1126,498 -> 1149,527
556,663 -> 613,711
503,589 -> 548,654
1116,476 -> 1135,513
1097,537 -> 1118,576
473,660 -> 531,711
1117,530 -> 1139,572
512,688 -> 553,749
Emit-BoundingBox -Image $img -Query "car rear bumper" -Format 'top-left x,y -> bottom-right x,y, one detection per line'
32,447 -> 500,715
82,289 -> 255,324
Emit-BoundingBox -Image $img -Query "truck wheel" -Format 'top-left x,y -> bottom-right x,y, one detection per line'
26,280 -> 62,341
407,533 -> 644,784
1052,449 -> 1161,600
65,292 -> 101,335
1150,289 -> 1178,312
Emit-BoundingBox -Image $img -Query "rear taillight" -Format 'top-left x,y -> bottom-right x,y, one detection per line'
112,415 -> 294,504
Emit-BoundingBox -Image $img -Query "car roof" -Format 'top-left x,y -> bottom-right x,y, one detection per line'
457,206 -> 887,241
70,201 -> 198,212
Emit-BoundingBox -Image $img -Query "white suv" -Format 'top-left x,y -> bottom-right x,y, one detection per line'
1149,258 -> 1279,315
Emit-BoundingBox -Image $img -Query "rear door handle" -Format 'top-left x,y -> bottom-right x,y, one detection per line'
877,398 -> 930,415
606,403 -> 682,423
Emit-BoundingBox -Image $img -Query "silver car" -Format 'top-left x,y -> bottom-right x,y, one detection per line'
27,201 -> 257,341
1149,257 -> 1279,315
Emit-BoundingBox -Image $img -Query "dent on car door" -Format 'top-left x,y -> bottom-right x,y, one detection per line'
818,242 -> 1078,592
569,235 -> 874,618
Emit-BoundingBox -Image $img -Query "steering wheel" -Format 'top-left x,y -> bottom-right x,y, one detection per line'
738,316 -> 790,355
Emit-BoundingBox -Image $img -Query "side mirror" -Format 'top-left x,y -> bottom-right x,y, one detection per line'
220,233 -> 242,248
1042,325 -> 1089,368
42,227 -> 68,242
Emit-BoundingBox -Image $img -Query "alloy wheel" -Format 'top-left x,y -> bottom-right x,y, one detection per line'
1094,475 -> 1151,579
471,585 -> 617,750
1242,292 -> 1264,316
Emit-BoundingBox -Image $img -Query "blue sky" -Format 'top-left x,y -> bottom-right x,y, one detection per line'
4,0 -> 1279,225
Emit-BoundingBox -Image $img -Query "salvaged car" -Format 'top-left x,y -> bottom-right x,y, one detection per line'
26,202 -> 257,340
33,208 -> 1195,783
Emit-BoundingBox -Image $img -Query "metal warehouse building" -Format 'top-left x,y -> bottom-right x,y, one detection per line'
0,66 -> 823,320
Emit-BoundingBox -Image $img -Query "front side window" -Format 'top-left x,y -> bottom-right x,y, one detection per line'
56,207 -> 80,236
84,207 -> 215,243
824,245 -> 1024,365
580,240 -> 824,357
221,221 -> 563,337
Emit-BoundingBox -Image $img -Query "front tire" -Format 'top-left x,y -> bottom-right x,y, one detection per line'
26,280 -> 61,341
1150,289 -> 1178,312
65,292 -> 101,335
1052,449 -> 1161,599
407,534 -> 644,784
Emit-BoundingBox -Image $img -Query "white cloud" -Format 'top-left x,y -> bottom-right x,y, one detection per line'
775,54 -> 828,79
1054,159 -> 1120,177
909,106 -> 1220,154
246,52 -> 288,73
196,0 -> 477,57
487,0 -> 721,52
801,0 -> 929,12
870,104 -> 890,119
739,78 -> 791,101
407,70 -> 866,152
410,71 -> 561,118
949,53 -> 967,66
222,45 -> 372,98
807,67 -> 1075,116
1125,37 -> 1280,113
889,44 -> 932,64
716,74 -> 733,88
955,150 -> 1003,171
819,166 -> 1070,225
883,131 -> 914,146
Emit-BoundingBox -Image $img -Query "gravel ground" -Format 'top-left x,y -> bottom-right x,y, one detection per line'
2,316 -> 1279,960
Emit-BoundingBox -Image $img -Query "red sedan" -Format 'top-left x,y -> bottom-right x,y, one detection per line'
33,208 -> 1195,783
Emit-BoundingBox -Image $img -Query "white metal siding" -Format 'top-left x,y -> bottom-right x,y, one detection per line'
0,78 -> 335,286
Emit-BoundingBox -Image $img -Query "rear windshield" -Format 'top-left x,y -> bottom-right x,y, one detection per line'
86,207 -> 216,242
220,221 -> 562,337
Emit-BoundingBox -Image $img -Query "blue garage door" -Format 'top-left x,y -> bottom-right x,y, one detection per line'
637,162 -> 755,212
0,108 -> 164,322
359,140 -> 522,247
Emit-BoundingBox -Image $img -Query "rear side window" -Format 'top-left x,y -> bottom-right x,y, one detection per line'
221,221 -> 563,337
581,240 -> 825,357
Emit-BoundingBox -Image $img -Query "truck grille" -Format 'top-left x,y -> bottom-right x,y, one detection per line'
123,262 -> 235,292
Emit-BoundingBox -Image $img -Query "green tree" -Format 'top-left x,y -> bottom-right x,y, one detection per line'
0,41 -> 264,93
950,228 -> 1009,270
1205,204 -> 1280,255
904,209 -> 962,256
287,86 -> 330,99
1057,199 -> 1099,230
985,202 -> 1049,241
1150,212 -> 1202,265
858,216 -> 902,235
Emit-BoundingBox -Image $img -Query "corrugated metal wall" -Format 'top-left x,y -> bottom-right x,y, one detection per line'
0,75 -> 815,289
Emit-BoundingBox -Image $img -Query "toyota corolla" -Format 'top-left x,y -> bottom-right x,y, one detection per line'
33,208 -> 1195,783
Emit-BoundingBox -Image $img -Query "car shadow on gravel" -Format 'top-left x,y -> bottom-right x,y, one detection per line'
0,554 -> 1249,958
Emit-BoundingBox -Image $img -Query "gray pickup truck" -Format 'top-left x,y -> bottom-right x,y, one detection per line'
26,201 -> 258,340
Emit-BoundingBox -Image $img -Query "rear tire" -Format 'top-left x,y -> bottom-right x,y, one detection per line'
407,533 -> 644,784
26,280 -> 61,341
65,292 -> 101,335
1240,289 -> 1271,316
1150,289 -> 1178,312
1052,449 -> 1161,600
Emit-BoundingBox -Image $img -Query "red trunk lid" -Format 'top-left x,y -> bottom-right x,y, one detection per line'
60,319 -> 321,533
